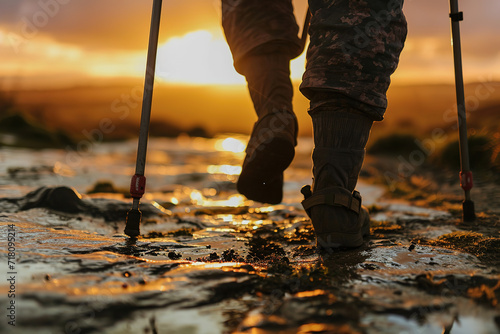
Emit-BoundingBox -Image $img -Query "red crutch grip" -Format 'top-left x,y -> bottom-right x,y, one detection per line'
130,174 -> 147,198
460,171 -> 473,191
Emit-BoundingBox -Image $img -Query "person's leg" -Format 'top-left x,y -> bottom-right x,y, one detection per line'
222,0 -> 302,204
300,0 -> 407,248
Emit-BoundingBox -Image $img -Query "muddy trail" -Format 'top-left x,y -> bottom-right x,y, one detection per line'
0,137 -> 499,334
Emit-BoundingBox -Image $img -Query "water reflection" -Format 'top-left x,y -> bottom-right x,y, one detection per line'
214,137 -> 246,153
190,189 -> 247,207
207,164 -> 242,175
1,136 -> 498,334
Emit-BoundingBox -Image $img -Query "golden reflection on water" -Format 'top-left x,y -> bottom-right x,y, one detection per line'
190,190 -> 247,207
214,137 -> 246,153
218,214 -> 234,223
295,289 -> 328,298
253,206 -> 275,213
229,219 -> 269,229
53,161 -> 75,177
150,200 -> 172,215
68,279 -> 179,296
147,150 -> 171,164
202,262 -> 242,269
190,189 -> 204,204
207,164 -> 242,175
206,227 -> 236,233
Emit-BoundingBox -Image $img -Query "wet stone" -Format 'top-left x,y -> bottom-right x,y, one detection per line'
18,186 -> 88,213
0,186 -> 169,221
168,251 -> 183,260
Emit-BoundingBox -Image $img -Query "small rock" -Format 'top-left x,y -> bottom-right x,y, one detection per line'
168,251 -> 182,260
209,252 -> 219,261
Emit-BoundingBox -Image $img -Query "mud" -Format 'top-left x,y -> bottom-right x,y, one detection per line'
0,137 -> 499,334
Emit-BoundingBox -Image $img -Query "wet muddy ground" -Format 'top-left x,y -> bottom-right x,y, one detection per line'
0,136 -> 499,333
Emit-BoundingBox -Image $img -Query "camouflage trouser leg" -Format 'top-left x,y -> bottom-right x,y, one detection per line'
300,0 -> 408,120
221,0 -> 302,74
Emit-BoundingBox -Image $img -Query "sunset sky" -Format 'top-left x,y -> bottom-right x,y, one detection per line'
0,0 -> 499,90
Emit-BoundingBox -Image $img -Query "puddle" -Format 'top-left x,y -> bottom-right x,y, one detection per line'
363,313 -> 500,334
360,245 -> 483,275
371,203 -> 451,222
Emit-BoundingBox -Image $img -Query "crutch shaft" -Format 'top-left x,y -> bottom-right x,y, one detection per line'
449,0 -> 475,221
136,0 -> 163,177
125,0 -> 163,237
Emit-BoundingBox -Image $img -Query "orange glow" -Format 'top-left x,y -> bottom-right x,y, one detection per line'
254,206 -> 276,213
190,189 -> 247,207
4,25 -> 498,89
1,0 -> 499,91
214,137 -> 246,153
190,189 -> 204,204
153,29 -> 307,85
295,290 -> 328,298
150,201 -> 172,215
156,30 -> 245,85
207,165 -> 242,176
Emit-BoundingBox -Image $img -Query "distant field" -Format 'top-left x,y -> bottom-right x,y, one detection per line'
4,80 -> 500,142
379,82 -> 500,140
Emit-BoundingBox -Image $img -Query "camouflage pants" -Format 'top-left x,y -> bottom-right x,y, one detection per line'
221,0 -> 407,120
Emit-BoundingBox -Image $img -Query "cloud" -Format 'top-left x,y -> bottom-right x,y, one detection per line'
1,0 -> 497,58
1,0 -> 223,51
387,0 -> 500,83
0,0 -> 498,86
402,0 -> 500,61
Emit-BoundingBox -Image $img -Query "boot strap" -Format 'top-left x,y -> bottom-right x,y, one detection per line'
301,185 -> 361,217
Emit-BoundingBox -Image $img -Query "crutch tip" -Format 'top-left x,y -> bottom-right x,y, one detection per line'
125,208 -> 142,237
462,200 -> 476,222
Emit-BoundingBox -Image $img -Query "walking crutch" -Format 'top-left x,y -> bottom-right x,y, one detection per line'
125,0 -> 163,237
449,0 -> 475,222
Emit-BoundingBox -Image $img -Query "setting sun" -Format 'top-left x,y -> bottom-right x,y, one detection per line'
154,29 -> 307,85
156,30 -> 245,85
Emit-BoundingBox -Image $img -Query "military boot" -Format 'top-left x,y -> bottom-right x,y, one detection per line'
301,108 -> 373,249
237,53 -> 298,204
